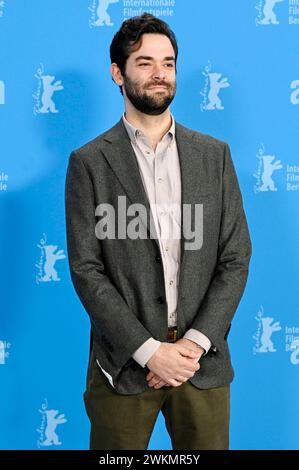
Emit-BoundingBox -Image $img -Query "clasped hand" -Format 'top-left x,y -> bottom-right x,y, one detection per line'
145,338 -> 205,389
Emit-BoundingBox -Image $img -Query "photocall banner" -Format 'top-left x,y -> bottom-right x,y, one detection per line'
0,0 -> 298,450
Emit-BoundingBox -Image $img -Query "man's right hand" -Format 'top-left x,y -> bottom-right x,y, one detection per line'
145,342 -> 201,387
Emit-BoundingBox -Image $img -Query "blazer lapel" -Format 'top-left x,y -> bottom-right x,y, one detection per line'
100,118 -> 160,252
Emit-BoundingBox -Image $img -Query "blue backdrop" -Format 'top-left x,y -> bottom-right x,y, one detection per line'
0,0 -> 298,450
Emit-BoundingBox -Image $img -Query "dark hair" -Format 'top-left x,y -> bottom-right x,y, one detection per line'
110,13 -> 178,95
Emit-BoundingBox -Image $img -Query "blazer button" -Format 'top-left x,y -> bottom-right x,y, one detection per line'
156,296 -> 164,304
155,254 -> 162,263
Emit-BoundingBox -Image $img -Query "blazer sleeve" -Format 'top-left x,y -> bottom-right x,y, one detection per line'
65,151 -> 153,369
188,143 -> 252,351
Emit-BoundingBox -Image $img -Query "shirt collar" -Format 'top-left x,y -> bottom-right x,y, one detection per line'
122,111 -> 175,145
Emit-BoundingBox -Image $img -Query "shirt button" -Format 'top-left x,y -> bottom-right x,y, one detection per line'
145,150 -> 151,154
165,246 -> 169,251
169,280 -> 174,286
158,178 -> 163,183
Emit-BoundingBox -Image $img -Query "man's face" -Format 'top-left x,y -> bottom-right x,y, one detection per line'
121,33 -> 176,115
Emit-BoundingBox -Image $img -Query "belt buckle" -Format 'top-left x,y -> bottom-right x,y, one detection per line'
167,327 -> 177,343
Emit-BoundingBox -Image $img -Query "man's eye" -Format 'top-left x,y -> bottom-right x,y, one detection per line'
138,63 -> 174,67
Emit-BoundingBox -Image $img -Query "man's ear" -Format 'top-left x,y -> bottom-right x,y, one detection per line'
110,63 -> 124,87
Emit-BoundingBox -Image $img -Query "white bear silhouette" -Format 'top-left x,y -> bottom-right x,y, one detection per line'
41,244 -> 66,282
258,317 -> 281,352
259,155 -> 282,191
40,410 -> 67,446
259,0 -> 284,25
40,75 -> 64,113
206,72 -> 230,110
94,0 -> 120,26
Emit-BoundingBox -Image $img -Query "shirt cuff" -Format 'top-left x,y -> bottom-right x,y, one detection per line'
183,329 -> 216,355
132,337 -> 162,368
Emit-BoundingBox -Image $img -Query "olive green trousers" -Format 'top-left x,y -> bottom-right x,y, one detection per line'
83,351 -> 230,450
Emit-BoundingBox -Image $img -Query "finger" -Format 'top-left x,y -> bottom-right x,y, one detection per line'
182,367 -> 200,379
154,380 -> 166,389
146,371 -> 155,381
148,376 -> 162,387
156,380 -> 172,387
182,358 -> 201,370
175,375 -> 188,383
168,378 -> 184,387
179,369 -> 196,378
185,363 -> 201,374
177,345 -> 201,358
190,355 -> 202,362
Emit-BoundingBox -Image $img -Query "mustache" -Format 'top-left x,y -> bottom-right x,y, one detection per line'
146,82 -> 170,87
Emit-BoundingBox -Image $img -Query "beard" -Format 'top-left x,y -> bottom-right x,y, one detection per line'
122,73 -> 176,116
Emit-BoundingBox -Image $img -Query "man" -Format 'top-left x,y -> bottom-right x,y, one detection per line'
65,13 -> 252,450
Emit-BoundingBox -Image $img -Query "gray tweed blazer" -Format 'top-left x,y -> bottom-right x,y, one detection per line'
65,116 -> 252,395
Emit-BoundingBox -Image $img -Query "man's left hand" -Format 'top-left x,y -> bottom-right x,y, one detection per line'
146,338 -> 205,389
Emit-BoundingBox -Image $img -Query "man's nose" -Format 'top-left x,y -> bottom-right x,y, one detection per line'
152,64 -> 166,80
